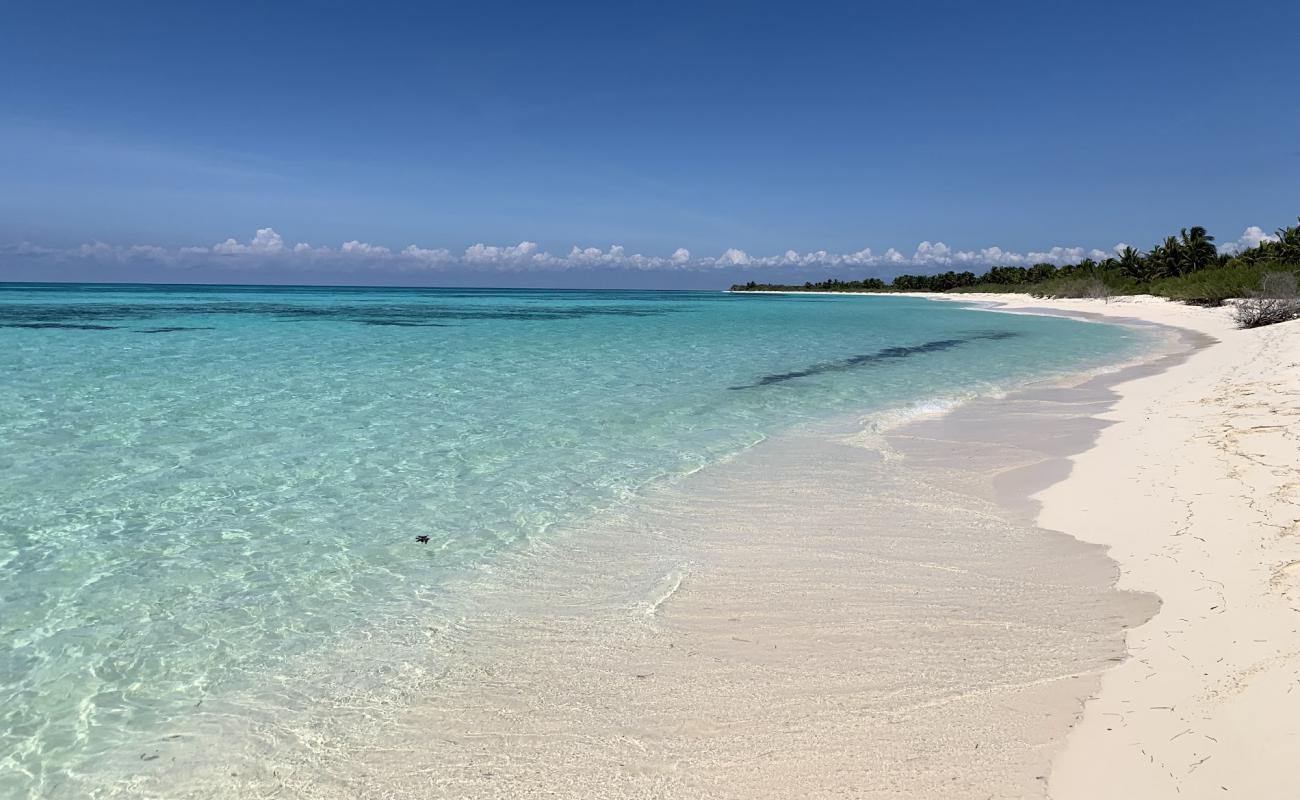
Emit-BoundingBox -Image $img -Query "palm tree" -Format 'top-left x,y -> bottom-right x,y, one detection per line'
1177,226 -> 1217,275
1230,219 -> 1297,266
1149,236 -> 1181,279
1118,246 -> 1148,281
1027,262 -> 1057,282
1275,218 -> 1300,263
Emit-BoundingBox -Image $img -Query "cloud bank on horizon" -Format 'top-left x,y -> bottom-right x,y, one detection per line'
4,225 -> 1282,276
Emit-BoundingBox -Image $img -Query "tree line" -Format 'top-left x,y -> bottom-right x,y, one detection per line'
731,218 -> 1300,301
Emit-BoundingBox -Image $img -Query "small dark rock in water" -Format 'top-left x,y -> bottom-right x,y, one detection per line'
415,535 -> 430,544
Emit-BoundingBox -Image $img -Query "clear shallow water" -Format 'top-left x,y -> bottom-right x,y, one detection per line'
0,284 -> 1150,796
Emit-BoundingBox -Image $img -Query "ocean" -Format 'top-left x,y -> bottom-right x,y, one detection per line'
0,284 -> 1153,797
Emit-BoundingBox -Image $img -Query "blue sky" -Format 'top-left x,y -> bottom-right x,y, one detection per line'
1,0 -> 1297,287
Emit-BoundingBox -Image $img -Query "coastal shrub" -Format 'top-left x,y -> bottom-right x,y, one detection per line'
947,282 -> 1026,294
1150,262 -> 1300,306
1232,272 -> 1300,328
1032,276 -> 1112,300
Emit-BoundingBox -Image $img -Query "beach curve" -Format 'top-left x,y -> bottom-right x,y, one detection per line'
929,294 -> 1300,799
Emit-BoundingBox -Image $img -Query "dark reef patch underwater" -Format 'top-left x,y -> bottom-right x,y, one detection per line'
732,331 -> 1019,389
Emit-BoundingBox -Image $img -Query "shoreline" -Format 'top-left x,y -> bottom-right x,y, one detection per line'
738,289 -> 1300,795
923,293 -> 1300,797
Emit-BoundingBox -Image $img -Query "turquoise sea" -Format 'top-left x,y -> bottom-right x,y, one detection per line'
0,284 -> 1151,796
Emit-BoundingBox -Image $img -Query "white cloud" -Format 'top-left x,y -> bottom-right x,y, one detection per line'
1025,245 -> 1088,265
716,248 -> 751,267
127,244 -> 170,261
12,222 -> 1282,275
213,226 -> 286,255
400,244 -> 453,264
463,241 -> 540,265
340,240 -> 392,257
1218,225 -> 1279,255
911,241 -> 952,264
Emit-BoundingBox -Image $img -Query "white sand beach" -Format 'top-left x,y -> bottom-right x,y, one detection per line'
934,294 -> 1300,798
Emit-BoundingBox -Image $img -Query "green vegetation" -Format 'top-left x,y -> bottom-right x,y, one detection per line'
731,219 -> 1300,316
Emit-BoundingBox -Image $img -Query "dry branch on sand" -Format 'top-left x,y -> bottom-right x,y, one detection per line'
1232,272 -> 1300,329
